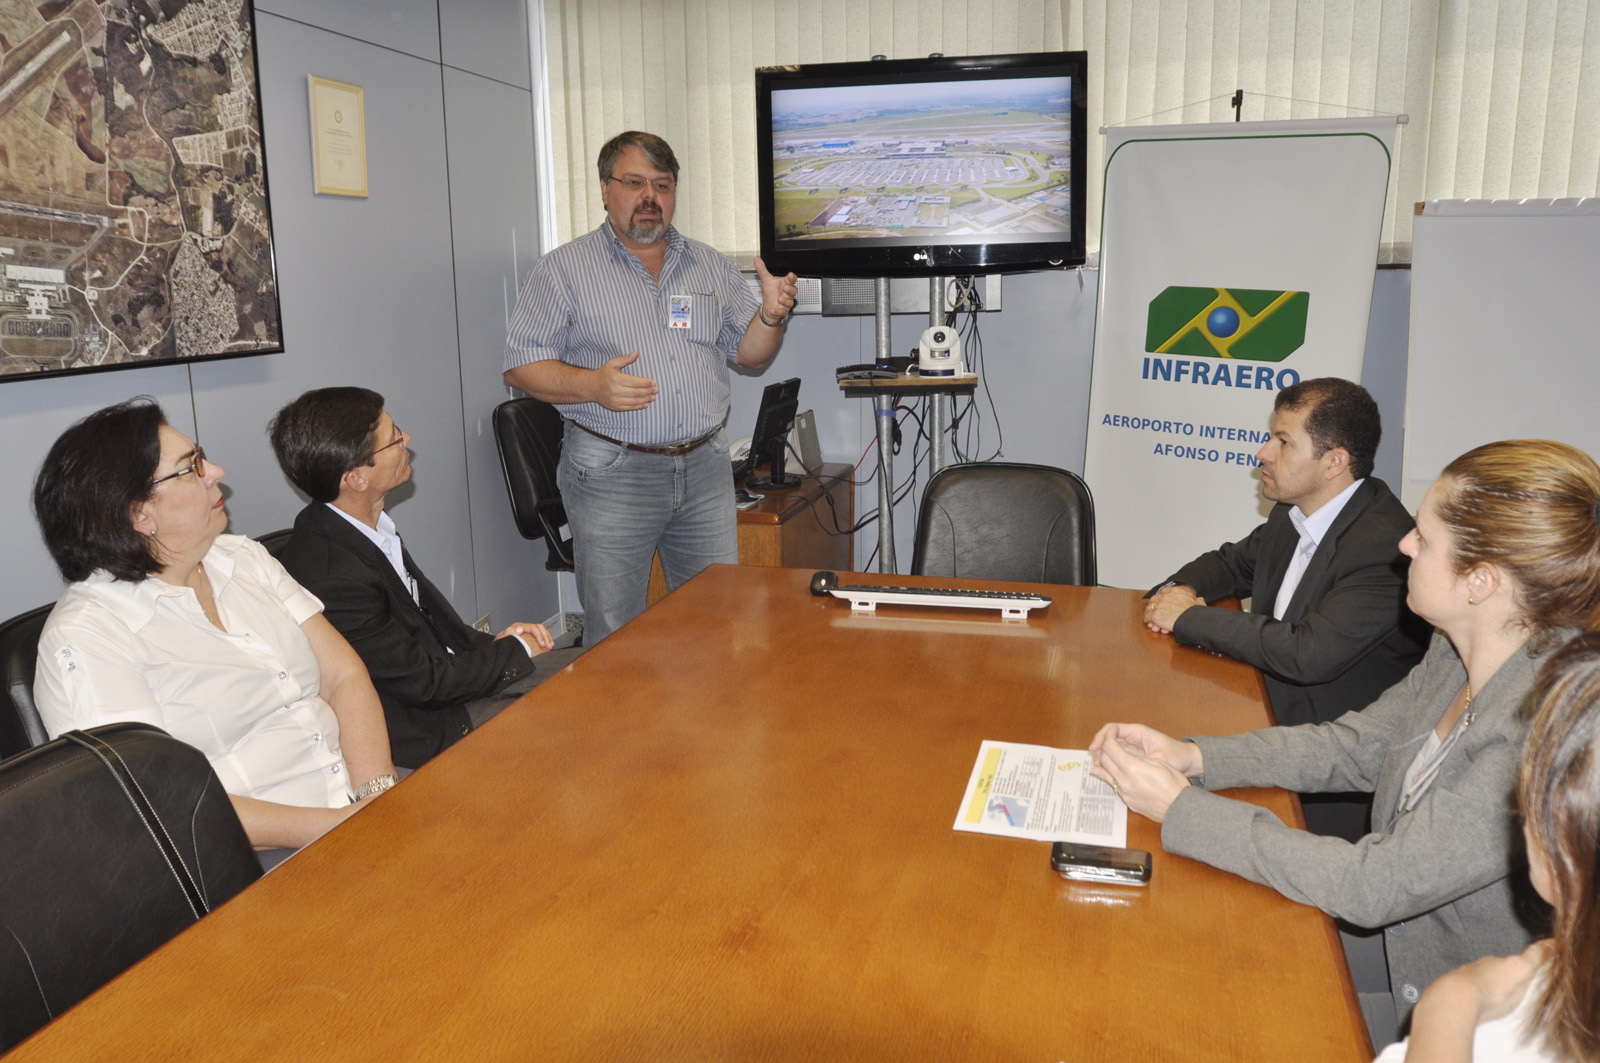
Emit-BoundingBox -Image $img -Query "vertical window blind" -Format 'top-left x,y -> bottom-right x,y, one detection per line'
536,0 -> 1598,262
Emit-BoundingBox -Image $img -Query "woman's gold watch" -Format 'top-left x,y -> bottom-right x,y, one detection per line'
353,773 -> 398,801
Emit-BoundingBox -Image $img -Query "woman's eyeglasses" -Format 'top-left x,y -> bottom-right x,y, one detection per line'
149,446 -> 207,487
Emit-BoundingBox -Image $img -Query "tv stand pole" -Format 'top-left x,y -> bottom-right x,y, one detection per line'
929,276 -> 952,475
872,277 -> 896,572
844,279 -> 974,574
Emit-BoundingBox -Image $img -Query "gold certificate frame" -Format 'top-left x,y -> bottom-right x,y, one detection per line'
309,75 -> 369,197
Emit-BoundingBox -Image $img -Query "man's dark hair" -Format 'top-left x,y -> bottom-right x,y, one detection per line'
596,131 -> 680,185
1273,377 -> 1381,480
269,387 -> 386,503
33,398 -> 168,583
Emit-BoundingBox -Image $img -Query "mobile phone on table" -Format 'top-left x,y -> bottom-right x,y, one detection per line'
1051,842 -> 1153,887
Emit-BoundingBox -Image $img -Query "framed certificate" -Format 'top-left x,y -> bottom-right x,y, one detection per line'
309,75 -> 369,197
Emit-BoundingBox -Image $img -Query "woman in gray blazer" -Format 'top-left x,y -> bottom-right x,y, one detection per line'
1091,439 -> 1600,1024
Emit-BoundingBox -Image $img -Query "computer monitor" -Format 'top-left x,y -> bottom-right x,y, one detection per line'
746,377 -> 802,490
754,50 -> 1088,279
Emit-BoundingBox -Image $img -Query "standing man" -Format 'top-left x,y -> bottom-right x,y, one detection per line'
270,388 -> 569,770
504,130 -> 799,644
1143,377 -> 1429,841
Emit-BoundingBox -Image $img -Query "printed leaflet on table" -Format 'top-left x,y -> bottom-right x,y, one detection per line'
954,740 -> 1128,847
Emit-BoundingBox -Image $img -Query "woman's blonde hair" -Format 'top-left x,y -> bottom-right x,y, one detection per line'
1436,440 -> 1600,643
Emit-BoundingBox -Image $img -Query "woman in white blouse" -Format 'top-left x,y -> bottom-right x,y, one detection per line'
32,399 -> 399,853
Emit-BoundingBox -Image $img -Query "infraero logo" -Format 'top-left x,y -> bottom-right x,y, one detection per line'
1145,287 -> 1309,362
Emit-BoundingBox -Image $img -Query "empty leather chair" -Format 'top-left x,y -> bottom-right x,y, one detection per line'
0,603 -> 53,760
911,462 -> 1097,586
0,722 -> 262,1051
493,397 -> 575,572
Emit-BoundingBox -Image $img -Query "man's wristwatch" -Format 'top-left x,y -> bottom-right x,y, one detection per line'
353,773 -> 398,802
758,307 -> 788,328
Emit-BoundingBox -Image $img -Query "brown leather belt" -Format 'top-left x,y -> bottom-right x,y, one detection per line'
570,420 -> 717,457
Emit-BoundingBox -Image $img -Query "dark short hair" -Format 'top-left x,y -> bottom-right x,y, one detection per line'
33,398 -> 168,583
269,387 -> 386,503
1274,377 -> 1381,480
596,131 -> 679,185
1436,439 -> 1600,642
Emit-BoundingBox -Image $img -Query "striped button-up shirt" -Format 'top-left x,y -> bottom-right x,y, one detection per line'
505,220 -> 760,447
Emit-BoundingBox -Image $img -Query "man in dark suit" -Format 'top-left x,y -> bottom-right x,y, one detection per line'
269,388 -> 568,769
1143,377 -> 1429,841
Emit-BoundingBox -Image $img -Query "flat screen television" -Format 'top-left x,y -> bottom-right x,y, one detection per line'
755,51 -> 1088,279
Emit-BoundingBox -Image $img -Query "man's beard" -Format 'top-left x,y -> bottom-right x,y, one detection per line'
625,202 -> 666,244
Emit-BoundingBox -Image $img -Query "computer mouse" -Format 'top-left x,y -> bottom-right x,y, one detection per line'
809,570 -> 838,596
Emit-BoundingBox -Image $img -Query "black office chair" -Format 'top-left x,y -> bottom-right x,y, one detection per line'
911,462 -> 1097,586
255,527 -> 294,558
0,722 -> 262,1051
0,603 -> 53,760
492,397 -> 575,572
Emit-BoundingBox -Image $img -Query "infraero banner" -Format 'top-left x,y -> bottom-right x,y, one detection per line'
1084,119 -> 1395,588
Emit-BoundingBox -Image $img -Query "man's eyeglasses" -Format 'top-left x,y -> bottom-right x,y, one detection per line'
605,175 -> 676,195
149,446 -> 208,487
364,427 -> 406,465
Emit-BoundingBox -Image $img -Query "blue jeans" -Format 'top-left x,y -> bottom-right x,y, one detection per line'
558,422 -> 738,644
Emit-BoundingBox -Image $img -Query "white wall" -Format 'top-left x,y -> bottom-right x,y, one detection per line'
1402,205 -> 1600,509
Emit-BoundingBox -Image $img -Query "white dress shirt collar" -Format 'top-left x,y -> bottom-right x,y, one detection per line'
1291,476 -> 1364,548
326,504 -> 416,605
80,544 -> 242,629
1273,478 -> 1365,619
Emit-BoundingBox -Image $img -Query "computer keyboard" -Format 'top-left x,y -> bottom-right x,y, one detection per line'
809,571 -> 1050,619
835,364 -> 899,381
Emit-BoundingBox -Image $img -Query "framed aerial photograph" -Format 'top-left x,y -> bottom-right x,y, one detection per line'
0,0 -> 282,381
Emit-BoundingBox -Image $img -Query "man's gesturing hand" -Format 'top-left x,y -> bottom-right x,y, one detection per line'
753,256 -> 799,324
592,352 -> 659,411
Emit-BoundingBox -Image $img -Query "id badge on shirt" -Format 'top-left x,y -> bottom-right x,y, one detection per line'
668,294 -> 692,329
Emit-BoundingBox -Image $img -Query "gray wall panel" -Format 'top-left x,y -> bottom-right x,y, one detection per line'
440,0 -> 531,88
194,13 -> 478,610
255,0 -> 442,63
442,66 -> 551,629
1361,269 -> 1410,488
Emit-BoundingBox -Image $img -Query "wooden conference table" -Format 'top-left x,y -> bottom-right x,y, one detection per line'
10,567 -> 1371,1062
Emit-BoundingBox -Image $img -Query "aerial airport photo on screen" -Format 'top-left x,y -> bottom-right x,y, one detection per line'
769,76 -> 1073,244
